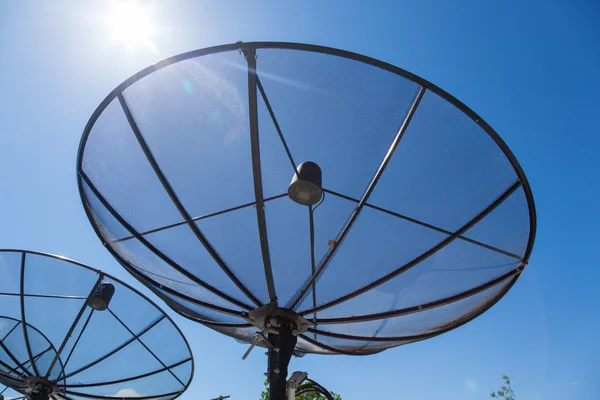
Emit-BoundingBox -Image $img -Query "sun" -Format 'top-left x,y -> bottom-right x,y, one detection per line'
105,1 -> 158,53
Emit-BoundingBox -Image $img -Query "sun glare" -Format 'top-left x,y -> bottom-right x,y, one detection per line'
106,1 -> 158,53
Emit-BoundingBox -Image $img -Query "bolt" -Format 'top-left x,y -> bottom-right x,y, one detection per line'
292,329 -> 298,336
274,368 -> 280,374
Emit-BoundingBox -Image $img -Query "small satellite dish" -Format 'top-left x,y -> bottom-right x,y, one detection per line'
77,42 -> 536,400
0,250 -> 193,400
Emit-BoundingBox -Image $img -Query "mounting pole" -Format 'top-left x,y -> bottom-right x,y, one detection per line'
267,327 -> 297,400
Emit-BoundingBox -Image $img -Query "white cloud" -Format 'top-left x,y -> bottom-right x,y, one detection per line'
465,378 -> 478,392
113,388 -> 144,398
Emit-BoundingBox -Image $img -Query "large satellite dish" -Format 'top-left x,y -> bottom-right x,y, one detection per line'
77,42 -> 536,399
0,250 -> 193,400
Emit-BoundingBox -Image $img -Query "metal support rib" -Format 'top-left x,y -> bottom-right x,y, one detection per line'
323,188 -> 522,260
0,293 -> 87,300
112,193 -> 287,244
300,180 -> 523,315
56,316 -> 165,382
117,93 -> 262,308
80,170 -> 254,311
297,333 -> 356,356
107,309 -> 185,387
24,346 -> 54,369
123,262 -> 248,317
309,206 -> 317,339
45,274 -> 103,378
1,320 -> 21,342
314,265 -> 523,324
288,86 -> 427,310
57,309 -> 94,383
246,47 -> 277,304
0,341 -> 30,377
256,76 -> 298,175
62,358 -> 191,388
306,273 -> 520,347
19,252 -> 39,376
64,390 -> 181,400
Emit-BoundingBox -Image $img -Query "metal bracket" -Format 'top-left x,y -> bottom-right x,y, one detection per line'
245,303 -> 312,336
241,328 -> 275,360
23,376 -> 61,400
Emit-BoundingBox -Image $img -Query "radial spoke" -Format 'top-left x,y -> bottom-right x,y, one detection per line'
133,269 -> 248,317
256,76 -> 298,175
287,86 -> 427,310
62,358 -> 191,388
22,346 -> 54,370
112,193 -> 287,244
45,275 -> 103,378
118,93 -> 262,308
56,309 -> 95,383
323,188 -> 523,260
308,206 -> 317,340
107,309 -> 185,387
0,293 -> 87,300
246,47 -> 277,304
0,352 -> 28,378
297,333 -> 354,356
306,269 -> 519,350
314,266 -> 522,325
64,390 -> 181,400
300,180 -> 522,315
0,341 -> 31,377
20,253 -> 40,376
80,170 -> 254,311
56,315 -> 165,382
1,321 -> 21,342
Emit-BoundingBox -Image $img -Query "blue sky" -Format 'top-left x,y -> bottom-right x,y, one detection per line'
0,1 -> 599,400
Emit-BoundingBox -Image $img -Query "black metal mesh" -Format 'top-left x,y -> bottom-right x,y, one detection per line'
307,333 -> 410,355
302,225 -> 521,318
464,186 -> 531,257
256,47 -> 421,199
82,178 -> 250,310
78,42 -> 535,356
155,287 -> 247,325
314,276 -> 513,338
0,250 -> 192,400
368,89 -> 519,231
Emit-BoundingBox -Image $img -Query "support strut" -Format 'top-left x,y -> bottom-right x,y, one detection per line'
267,327 -> 297,400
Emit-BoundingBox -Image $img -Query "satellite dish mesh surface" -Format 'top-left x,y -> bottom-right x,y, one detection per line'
0,250 -> 193,400
78,42 -> 536,356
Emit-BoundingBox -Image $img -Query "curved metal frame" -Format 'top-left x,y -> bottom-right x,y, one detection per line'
0,316 -> 64,382
76,41 -> 537,355
0,250 -> 194,400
